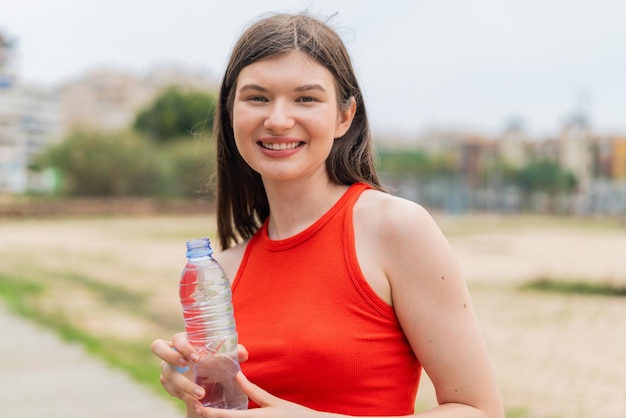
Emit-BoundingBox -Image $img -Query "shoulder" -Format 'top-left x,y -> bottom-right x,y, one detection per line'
354,189 -> 440,243
354,189 -> 459,287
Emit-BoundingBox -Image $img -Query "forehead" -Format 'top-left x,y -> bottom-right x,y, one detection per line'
237,51 -> 336,87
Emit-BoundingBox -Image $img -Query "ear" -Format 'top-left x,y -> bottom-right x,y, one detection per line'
334,97 -> 357,139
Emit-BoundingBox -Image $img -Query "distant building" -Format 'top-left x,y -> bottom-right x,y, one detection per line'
599,136 -> 626,181
0,31 -> 61,193
0,85 -> 61,193
59,66 -> 217,136
0,32 -> 15,88
613,138 -> 626,180
498,118 -> 528,168
559,112 -> 593,187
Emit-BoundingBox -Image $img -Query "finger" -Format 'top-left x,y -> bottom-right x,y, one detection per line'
235,372 -> 276,408
172,332 -> 201,362
151,338 -> 189,367
194,374 -> 264,418
237,344 -> 249,363
195,404 -> 248,418
160,360 -> 206,404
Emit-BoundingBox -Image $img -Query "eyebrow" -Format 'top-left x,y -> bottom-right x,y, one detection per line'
238,84 -> 327,93
238,84 -> 268,93
294,84 -> 327,93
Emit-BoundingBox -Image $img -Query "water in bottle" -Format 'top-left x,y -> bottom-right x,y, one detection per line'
179,237 -> 247,410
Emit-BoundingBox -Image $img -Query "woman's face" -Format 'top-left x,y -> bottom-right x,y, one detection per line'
231,51 -> 355,183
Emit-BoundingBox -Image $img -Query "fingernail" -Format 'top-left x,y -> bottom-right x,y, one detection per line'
194,387 -> 205,398
190,352 -> 200,362
177,357 -> 188,366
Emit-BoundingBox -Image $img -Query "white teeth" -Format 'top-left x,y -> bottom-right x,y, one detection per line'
261,142 -> 301,150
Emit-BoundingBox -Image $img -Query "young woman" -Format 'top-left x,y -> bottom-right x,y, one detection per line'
151,13 -> 504,418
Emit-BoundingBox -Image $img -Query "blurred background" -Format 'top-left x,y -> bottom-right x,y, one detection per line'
1,1 -> 625,417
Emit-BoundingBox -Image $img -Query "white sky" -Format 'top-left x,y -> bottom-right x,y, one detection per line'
1,0 -> 625,137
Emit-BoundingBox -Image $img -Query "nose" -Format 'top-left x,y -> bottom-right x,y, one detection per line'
264,101 -> 295,132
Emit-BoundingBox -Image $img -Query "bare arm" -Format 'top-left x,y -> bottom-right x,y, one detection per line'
376,196 -> 503,417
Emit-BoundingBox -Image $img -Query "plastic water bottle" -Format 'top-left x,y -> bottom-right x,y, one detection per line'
179,237 -> 247,410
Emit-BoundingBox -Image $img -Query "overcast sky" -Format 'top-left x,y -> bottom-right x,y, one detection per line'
2,0 -> 625,137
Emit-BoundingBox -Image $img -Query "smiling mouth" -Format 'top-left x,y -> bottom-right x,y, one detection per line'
259,142 -> 304,150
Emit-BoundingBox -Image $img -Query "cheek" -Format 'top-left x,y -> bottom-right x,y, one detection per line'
232,105 -> 259,134
231,110 -> 251,144
232,128 -> 251,158
231,118 -> 259,168
232,136 -> 256,172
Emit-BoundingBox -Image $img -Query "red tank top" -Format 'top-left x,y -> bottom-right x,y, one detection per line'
231,183 -> 421,415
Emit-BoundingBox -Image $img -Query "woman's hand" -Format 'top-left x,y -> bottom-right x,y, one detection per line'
151,332 -> 203,410
150,333 -> 250,413
194,373 -> 318,418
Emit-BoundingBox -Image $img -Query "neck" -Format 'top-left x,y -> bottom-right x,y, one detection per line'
263,176 -> 349,240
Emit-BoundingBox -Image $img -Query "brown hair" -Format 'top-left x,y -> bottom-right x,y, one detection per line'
214,13 -> 383,250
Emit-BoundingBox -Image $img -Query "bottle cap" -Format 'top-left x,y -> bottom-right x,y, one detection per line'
185,237 -> 214,257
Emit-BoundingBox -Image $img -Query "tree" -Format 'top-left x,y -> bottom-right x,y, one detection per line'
159,138 -> 216,198
35,131 -> 165,196
517,159 -> 578,194
133,87 -> 217,143
378,148 -> 455,177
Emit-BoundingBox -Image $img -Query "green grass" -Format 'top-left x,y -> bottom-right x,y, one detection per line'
435,213 -> 626,237
520,278 -> 626,297
57,271 -> 147,306
0,274 -> 45,317
505,407 -> 532,418
505,407 -> 561,418
47,271 -> 183,330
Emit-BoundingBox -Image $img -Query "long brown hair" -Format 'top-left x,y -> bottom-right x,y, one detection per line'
214,13 -> 383,250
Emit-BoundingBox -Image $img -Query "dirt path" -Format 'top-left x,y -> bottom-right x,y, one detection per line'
0,303 -> 182,418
